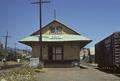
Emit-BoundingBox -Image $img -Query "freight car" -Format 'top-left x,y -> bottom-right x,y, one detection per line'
95,32 -> 120,69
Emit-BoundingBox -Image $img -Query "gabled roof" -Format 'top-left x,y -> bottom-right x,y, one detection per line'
19,20 -> 92,47
31,20 -> 80,35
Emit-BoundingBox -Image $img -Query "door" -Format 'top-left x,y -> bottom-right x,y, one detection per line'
48,46 -> 63,61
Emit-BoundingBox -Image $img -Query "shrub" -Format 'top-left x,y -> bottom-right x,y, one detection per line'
0,66 -> 37,81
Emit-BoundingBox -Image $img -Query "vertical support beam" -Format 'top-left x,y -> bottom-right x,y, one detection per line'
39,0 -> 42,61
54,9 -> 56,20
5,32 -> 8,50
14,43 -> 16,55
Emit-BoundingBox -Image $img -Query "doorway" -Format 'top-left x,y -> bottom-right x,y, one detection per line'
48,46 -> 63,61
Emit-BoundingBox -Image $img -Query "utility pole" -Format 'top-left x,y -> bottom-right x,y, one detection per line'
31,0 -> 51,61
54,9 -> 57,20
1,32 -> 11,61
14,43 -> 16,55
1,32 -> 11,51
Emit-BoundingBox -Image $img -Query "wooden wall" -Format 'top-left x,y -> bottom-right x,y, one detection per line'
31,42 -> 80,61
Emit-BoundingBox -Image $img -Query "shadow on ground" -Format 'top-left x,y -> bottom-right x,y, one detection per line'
44,61 -> 88,69
96,68 -> 120,77
44,63 -> 88,69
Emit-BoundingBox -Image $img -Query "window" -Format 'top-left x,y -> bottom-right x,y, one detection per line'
56,27 -> 62,34
50,27 -> 56,34
50,26 -> 62,34
52,46 -> 63,61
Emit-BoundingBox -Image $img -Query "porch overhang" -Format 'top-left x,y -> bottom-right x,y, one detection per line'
19,34 -> 92,47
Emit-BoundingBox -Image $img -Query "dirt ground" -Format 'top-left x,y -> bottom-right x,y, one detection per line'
0,62 -> 120,81
35,65 -> 120,81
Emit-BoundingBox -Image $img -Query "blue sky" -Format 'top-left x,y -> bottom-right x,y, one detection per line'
0,0 -> 120,50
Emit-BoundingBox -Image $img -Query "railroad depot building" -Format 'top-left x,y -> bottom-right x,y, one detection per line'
19,20 -> 92,62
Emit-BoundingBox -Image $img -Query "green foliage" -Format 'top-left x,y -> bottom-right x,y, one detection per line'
37,62 -> 44,69
0,49 -> 7,56
35,62 -> 45,73
0,49 -> 8,60
16,54 -> 22,59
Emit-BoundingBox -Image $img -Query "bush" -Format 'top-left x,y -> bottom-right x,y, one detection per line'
0,66 -> 37,81
0,49 -> 8,61
37,63 -> 44,69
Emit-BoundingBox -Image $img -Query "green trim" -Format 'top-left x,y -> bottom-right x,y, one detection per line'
20,34 -> 91,42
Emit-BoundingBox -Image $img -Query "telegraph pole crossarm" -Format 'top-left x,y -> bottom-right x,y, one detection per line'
31,1 -> 51,4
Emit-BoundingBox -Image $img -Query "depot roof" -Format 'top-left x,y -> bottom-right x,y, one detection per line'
20,34 -> 91,42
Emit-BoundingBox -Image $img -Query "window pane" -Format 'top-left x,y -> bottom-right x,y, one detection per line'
56,55 -> 62,60
52,47 -> 56,54
50,26 -> 62,34
50,27 -> 55,33
56,27 -> 62,34
56,47 -> 62,54
53,55 -> 56,60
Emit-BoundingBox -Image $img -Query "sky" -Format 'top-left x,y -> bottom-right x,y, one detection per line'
0,0 -> 120,50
